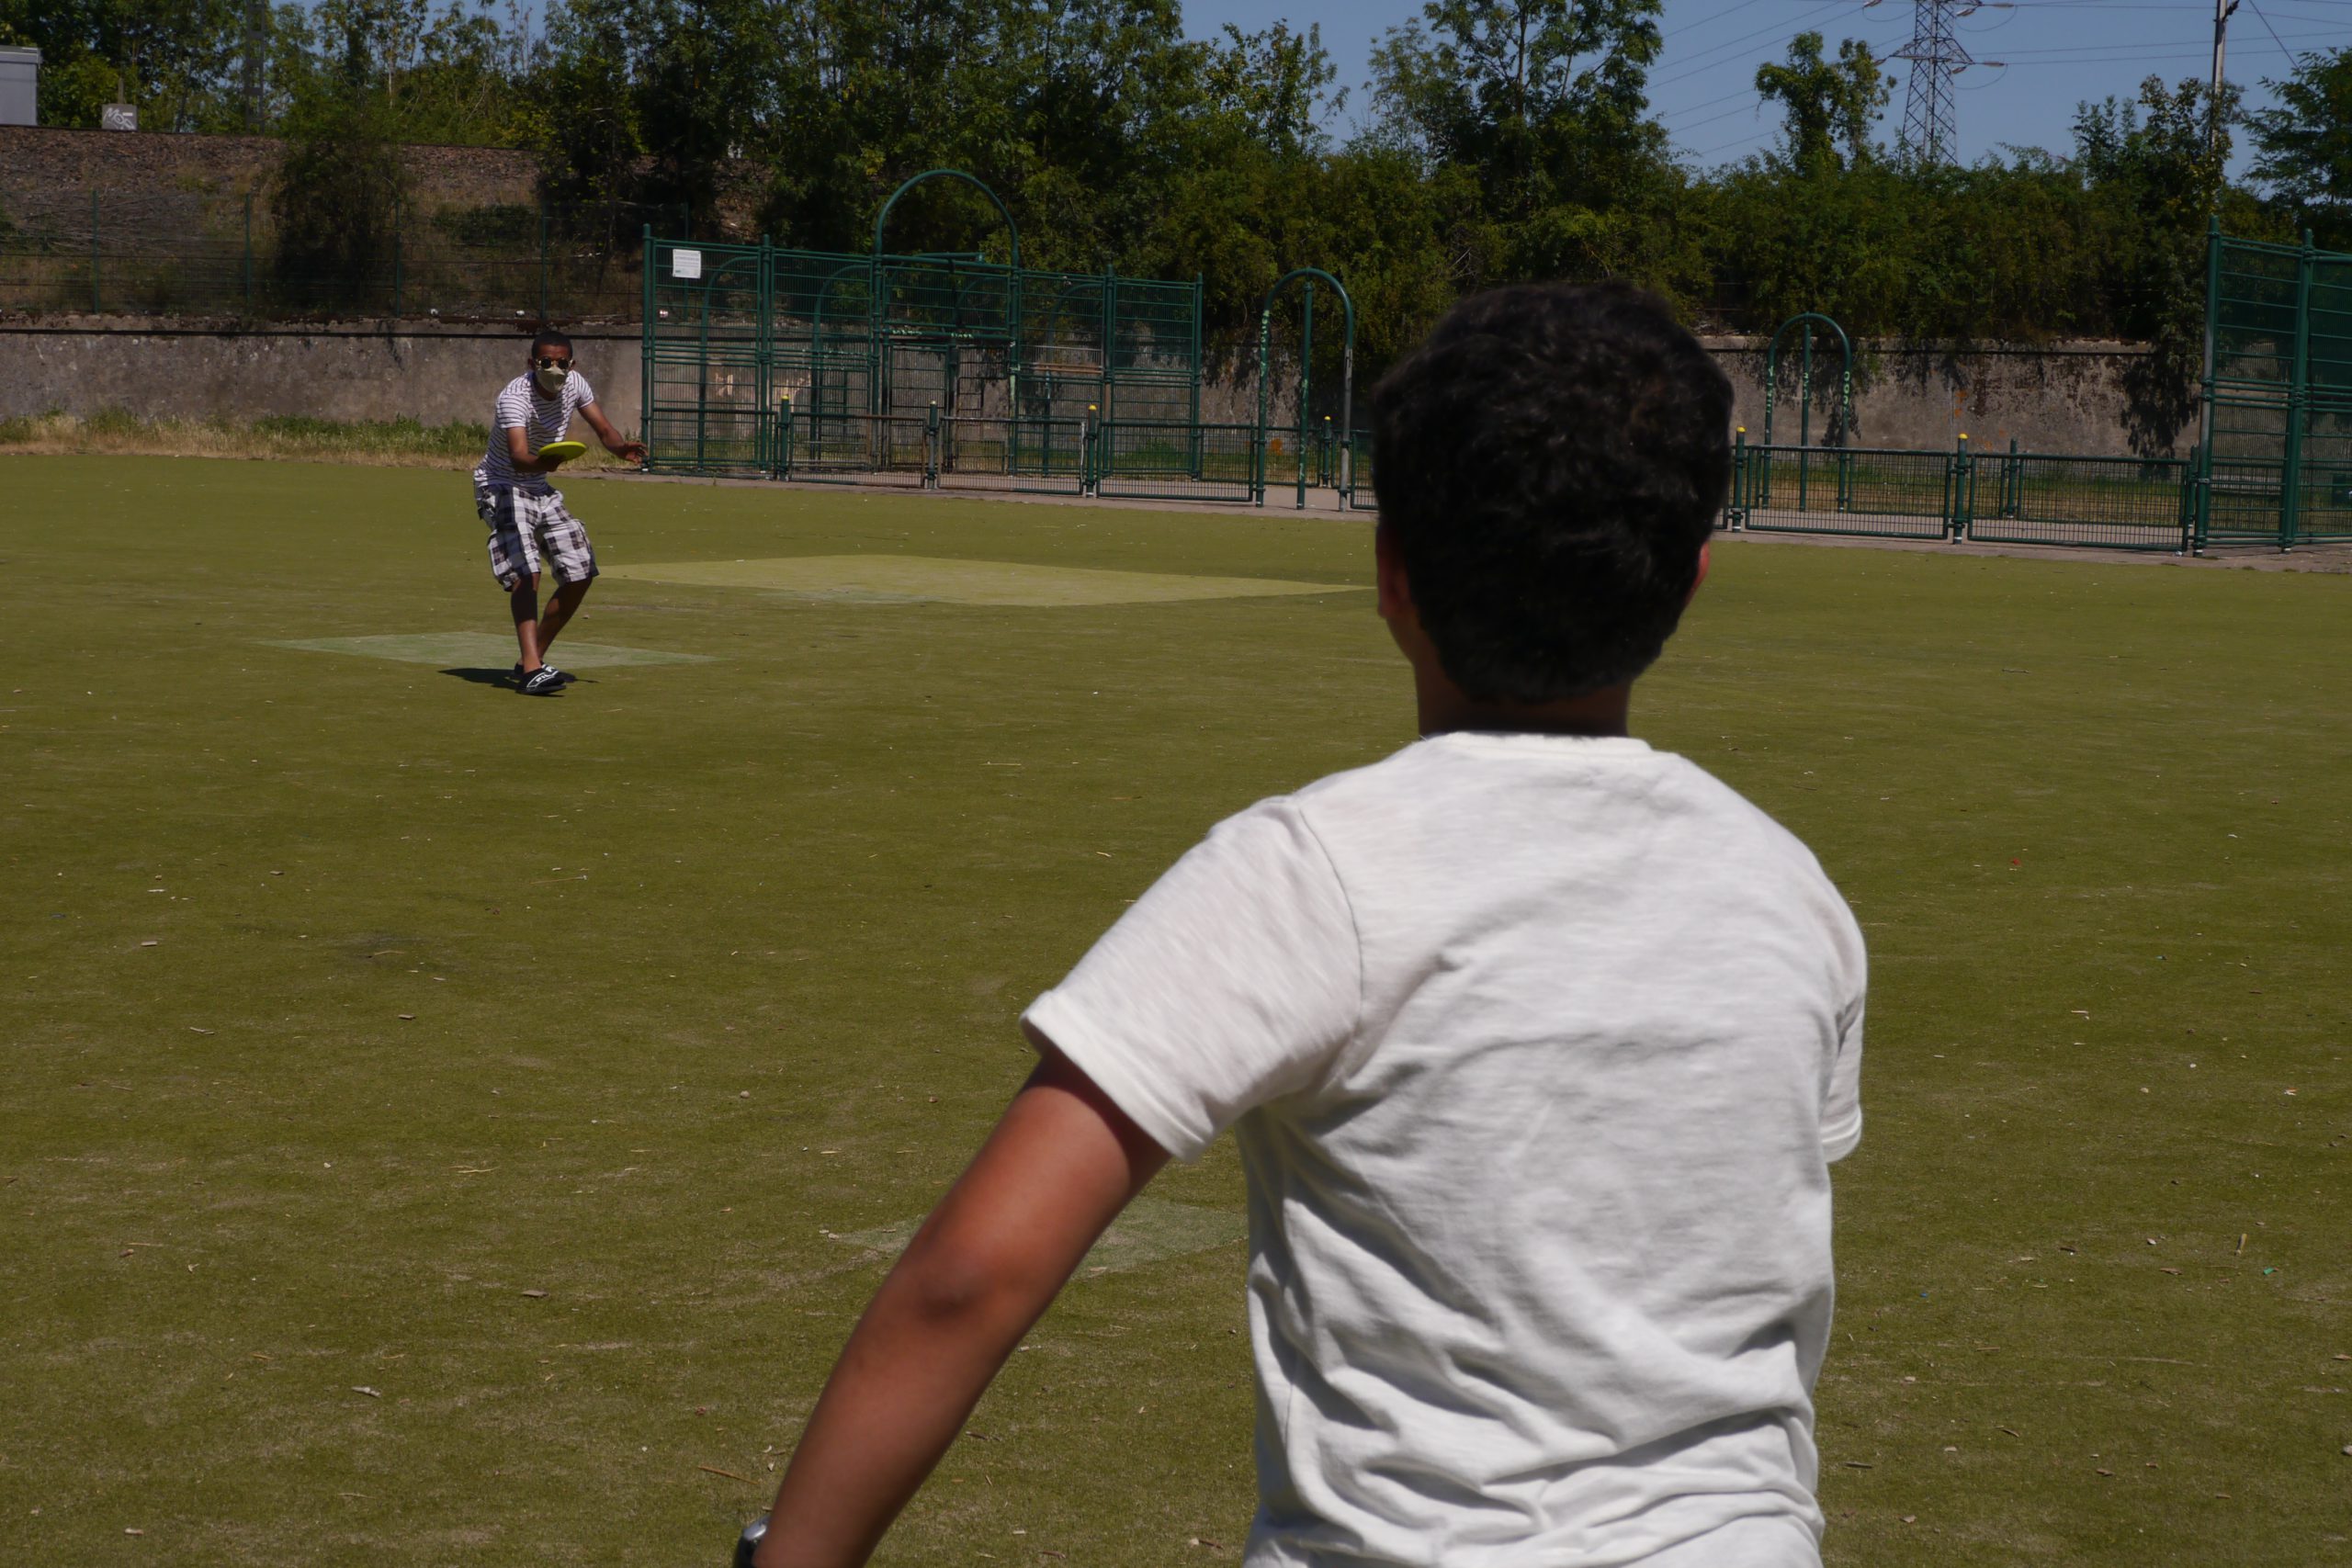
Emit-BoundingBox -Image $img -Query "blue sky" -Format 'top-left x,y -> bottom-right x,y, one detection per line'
1180,0 -> 2340,175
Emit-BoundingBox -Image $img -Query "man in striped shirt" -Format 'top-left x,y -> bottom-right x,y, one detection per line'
473,330 -> 645,695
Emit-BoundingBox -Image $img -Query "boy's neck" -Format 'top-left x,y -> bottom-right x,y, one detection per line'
1414,669 -> 1633,740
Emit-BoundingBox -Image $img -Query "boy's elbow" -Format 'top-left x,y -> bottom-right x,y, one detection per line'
894,1230 -> 1032,1328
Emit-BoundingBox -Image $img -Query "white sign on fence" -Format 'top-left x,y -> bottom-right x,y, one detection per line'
672,249 -> 702,281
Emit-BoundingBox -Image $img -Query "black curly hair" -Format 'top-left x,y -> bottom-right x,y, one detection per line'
1369,281 -> 1732,703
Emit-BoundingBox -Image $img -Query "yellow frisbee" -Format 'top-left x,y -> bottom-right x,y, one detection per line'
537,440 -> 589,462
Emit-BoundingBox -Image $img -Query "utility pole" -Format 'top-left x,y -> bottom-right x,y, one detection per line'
1891,0 -> 2007,164
2207,0 -> 2240,159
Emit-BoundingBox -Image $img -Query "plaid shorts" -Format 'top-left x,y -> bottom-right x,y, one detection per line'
477,483 -> 598,592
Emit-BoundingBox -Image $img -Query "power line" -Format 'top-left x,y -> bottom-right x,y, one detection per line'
1656,6 -> 1909,119
1647,0 -> 1862,89
1661,0 -> 1782,42
2238,0 -> 2301,56
1988,25 -> 2335,50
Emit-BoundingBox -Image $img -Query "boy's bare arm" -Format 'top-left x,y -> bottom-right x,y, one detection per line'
751,1048 -> 1170,1568
503,425 -> 552,474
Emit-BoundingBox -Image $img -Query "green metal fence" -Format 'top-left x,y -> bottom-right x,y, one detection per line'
1973,447 -> 2195,552
1091,420 -> 1261,504
1345,428 -> 1378,513
2200,226 -> 2352,547
787,410 -> 935,488
0,186 -> 678,321
1731,440 -> 1958,540
641,236 -> 771,477
644,229 -> 1205,482
1724,435 -> 2206,551
937,415 -> 1090,495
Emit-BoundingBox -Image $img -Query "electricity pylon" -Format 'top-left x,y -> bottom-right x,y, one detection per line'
1887,0 -> 2007,164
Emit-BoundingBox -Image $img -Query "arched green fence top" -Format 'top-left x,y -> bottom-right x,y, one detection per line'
1255,267 -> 1358,505
871,168 -> 1021,272
1761,311 -> 1853,449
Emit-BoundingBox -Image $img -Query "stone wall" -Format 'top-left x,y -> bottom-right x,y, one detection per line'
0,123 -> 540,206
1709,338 -> 2164,457
0,316 -> 2166,459
0,319 -> 644,429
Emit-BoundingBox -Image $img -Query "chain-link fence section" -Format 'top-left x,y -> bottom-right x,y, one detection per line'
2202,226 -> 2352,548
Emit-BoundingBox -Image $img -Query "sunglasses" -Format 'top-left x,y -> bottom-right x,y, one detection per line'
534,356 -> 571,370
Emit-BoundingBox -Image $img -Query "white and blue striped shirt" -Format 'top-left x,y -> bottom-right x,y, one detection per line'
474,370 -> 595,491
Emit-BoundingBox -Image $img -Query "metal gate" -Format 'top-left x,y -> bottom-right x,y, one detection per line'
2200,226 -> 2352,547
641,230 -> 1204,482
642,237 -> 773,476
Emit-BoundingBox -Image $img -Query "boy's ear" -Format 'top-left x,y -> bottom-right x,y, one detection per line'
1687,541 -> 1711,605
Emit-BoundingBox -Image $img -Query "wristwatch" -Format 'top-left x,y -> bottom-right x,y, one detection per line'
733,1514 -> 769,1568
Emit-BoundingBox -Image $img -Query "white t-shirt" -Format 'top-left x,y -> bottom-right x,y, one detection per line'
1022,732 -> 1865,1568
474,370 -> 595,491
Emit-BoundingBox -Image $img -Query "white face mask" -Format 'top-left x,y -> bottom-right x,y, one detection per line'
535,363 -> 569,392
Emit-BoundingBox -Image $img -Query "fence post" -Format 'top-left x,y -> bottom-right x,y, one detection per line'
2181,442 -> 2201,556
775,394 -> 793,480
2280,231 -> 2313,549
2005,435 -> 2020,518
90,187 -> 100,313
1083,404 -> 1098,496
926,400 -> 940,488
537,199 -> 551,323
639,224 -> 656,459
392,227 -> 403,320
1730,428 -> 1747,529
243,192 -> 254,316
1951,433 -> 1973,542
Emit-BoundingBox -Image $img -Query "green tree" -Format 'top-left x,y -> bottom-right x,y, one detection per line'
1201,22 -> 1344,160
1372,0 -> 1666,212
2073,76 -> 2265,451
2246,48 -> 2352,248
0,0 -> 246,130
1367,0 -> 1685,297
269,3 -> 410,312
1754,32 -> 1886,173
526,0 -> 646,214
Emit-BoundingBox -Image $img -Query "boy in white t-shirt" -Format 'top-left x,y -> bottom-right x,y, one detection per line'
740,283 -> 1865,1568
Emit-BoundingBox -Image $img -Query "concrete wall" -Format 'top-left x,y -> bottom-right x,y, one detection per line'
0,320 -> 645,431
0,319 -> 2166,458
1709,339 -> 2164,457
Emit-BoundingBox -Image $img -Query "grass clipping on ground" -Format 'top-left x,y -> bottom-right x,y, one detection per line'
0,409 -> 633,470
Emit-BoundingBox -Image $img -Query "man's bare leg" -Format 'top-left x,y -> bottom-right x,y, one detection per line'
510,573 -> 544,672
535,577 -> 592,657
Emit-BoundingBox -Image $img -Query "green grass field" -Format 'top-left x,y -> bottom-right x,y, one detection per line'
3,457 -> 2347,1567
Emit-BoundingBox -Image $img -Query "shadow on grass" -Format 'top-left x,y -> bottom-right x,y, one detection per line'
441,667 -> 598,693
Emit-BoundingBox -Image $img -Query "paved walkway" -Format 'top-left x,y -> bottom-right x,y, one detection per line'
585,470 -> 2352,574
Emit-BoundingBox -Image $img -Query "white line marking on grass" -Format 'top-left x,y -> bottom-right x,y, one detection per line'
831,1195 -> 1246,1278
